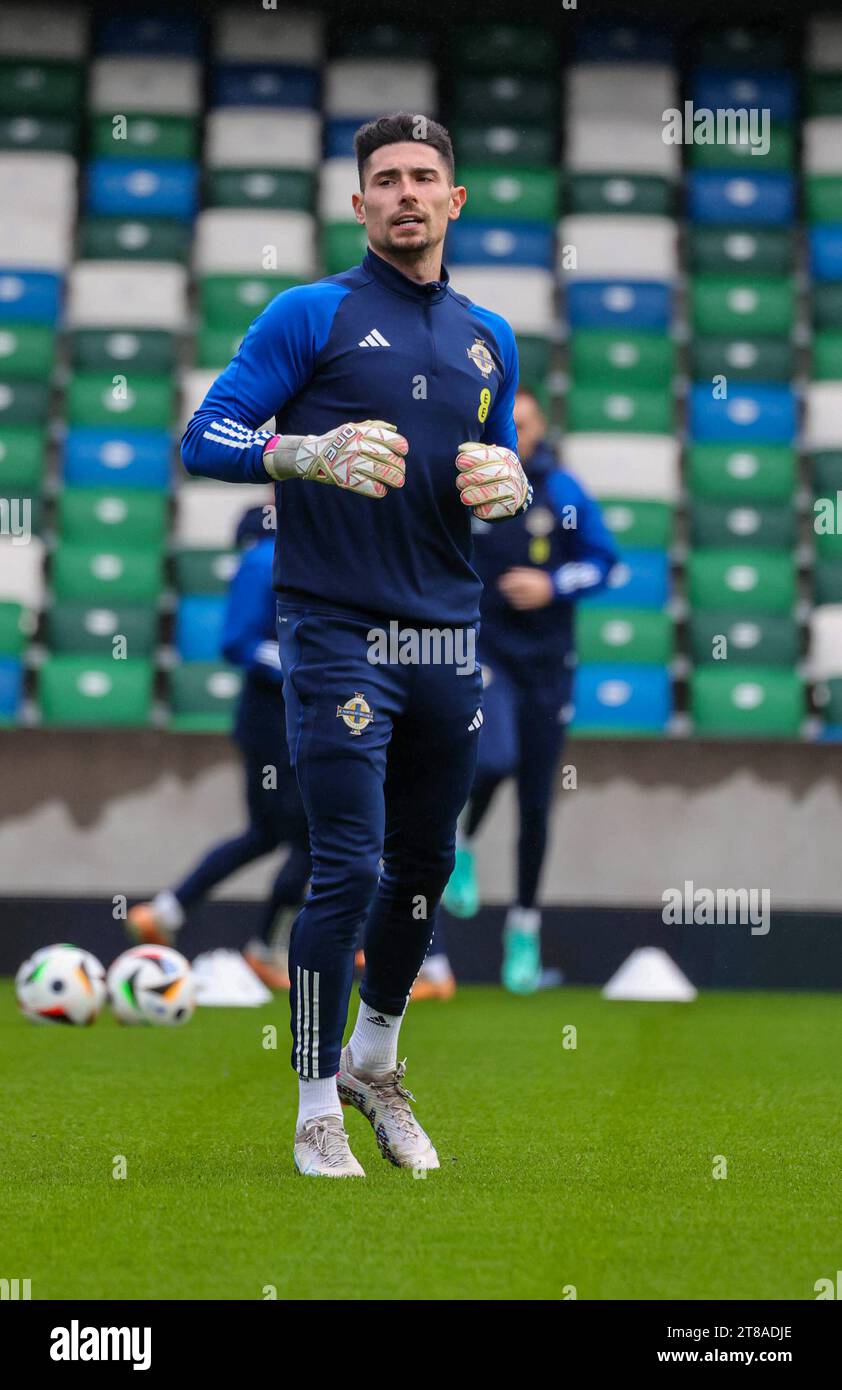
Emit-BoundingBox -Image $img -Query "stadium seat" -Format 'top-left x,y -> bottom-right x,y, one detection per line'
566,281 -> 672,332
599,499 -> 674,550
804,383 -> 842,450
688,550 -> 795,614
0,598 -> 31,656
687,444 -> 795,502
458,168 -> 558,223
687,227 -> 794,276
563,434 -> 680,501
206,109 -> 320,173
446,222 -> 554,270
583,549 -> 670,609
448,268 -> 555,336
65,262 -> 189,329
198,274 -> 294,331
70,329 -> 176,374
688,613 -> 799,666
688,385 -> 796,445
66,373 -> 174,430
174,595 -> 228,661
570,663 -> 671,736
691,667 -> 803,737
0,270 -> 62,324
566,64 -> 677,122
568,331 -> 676,387
174,482 -> 270,548
565,173 -> 674,217
812,331 -> 842,379
38,655 -> 153,726
689,501 -> 796,549
0,380 -> 50,425
812,451 -> 842,496
566,119 -> 679,178
51,544 -> 163,604
807,605 -> 842,680
690,336 -> 793,383
45,601 -> 158,657
173,547 -> 239,595
449,74 -> 554,125
575,607 -> 674,664
566,386 -> 673,434
168,661 -> 241,732
0,5 -> 88,60
0,425 -> 46,494
0,536 -> 45,608
0,323 -> 55,378
814,560 -> 842,605
63,428 -> 172,490
803,118 -> 842,173
79,217 -> 191,262
450,122 -> 555,167
324,59 -> 436,118
88,58 -> 202,116
57,488 -> 168,547
0,655 -> 23,724
193,209 -> 316,277
560,216 -> 677,281
690,276 -> 794,336
87,113 -> 196,162
453,22 -> 555,72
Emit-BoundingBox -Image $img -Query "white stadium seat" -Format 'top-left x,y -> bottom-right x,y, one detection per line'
560,215 -> 678,281
192,210 -> 317,277
0,215 -> 74,271
89,59 -> 202,116
806,17 -> 842,72
566,64 -> 678,121
807,606 -> 842,681
448,268 -> 556,337
319,159 -> 360,221
324,60 -> 436,118
562,434 -> 680,501
0,537 -> 46,609
0,154 -> 76,224
175,482 -> 273,549
214,7 -> 324,65
0,4 -> 88,59
65,262 -> 189,330
179,368 -> 275,435
804,383 -> 842,451
205,110 -> 321,170
803,118 -> 842,175
566,117 -> 680,178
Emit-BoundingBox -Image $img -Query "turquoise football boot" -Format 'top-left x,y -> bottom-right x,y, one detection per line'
501,909 -> 542,994
442,846 -> 480,918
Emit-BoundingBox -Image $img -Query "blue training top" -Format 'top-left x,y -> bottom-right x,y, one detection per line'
182,248 -> 520,627
472,441 -> 619,663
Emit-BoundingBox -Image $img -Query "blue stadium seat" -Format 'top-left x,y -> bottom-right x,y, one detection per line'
96,15 -> 203,57
0,272 -> 61,324
687,173 -> 795,226
175,595 -> 228,661
446,222 -> 554,268
63,429 -> 172,490
688,384 -> 797,443
324,119 -> 361,159
86,160 -> 198,220
691,70 -> 795,123
0,656 -> 23,723
571,663 -> 672,734
582,549 -> 670,608
574,24 -> 675,63
211,65 -> 320,109
810,226 -> 842,282
566,281 -> 672,331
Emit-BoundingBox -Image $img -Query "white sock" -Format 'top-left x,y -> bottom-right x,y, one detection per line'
297,1075 -> 342,1126
506,905 -> 541,934
418,952 -> 453,984
347,997 -> 403,1076
152,890 -> 185,931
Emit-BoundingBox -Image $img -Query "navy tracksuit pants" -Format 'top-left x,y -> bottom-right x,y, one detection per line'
277,604 -> 483,1078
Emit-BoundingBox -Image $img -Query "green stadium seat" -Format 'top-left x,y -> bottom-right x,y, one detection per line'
687,227 -> 794,276
690,501 -> 796,549
576,607 -> 674,664
691,667 -> 804,738
205,168 -> 315,211
696,27 -> 789,68
569,331 -> 675,387
814,522 -> 842,561
88,114 -> 196,161
690,276 -> 794,336
811,332 -> 842,380
0,380 -> 50,426
79,217 -> 192,262
688,613 -> 799,666
806,74 -> 842,117
565,174 -> 673,217
688,549 -> 796,614
449,75 -> 557,125
687,444 -> 795,502
322,223 -> 368,276
812,452 -> 842,497
199,274 -> 299,331
814,560 -> 842,604
813,284 -> 842,331
169,661 -> 242,732
66,373 -> 174,430
195,325 -> 243,370
453,23 -> 556,72
45,601 -> 158,657
0,599 -> 31,657
70,329 -> 176,374
173,548 -> 239,595
450,122 -> 556,167
805,175 -> 842,223
565,386 -> 672,434
0,426 -> 47,494
600,499 -> 674,550
688,123 -> 793,171
459,166 -> 558,222
819,678 -> 842,724
51,544 -> 163,604
0,61 -> 83,115
39,656 -> 153,727
0,115 -> 79,154
58,489 -> 168,548
0,325 -> 55,379
690,336 -> 793,383
516,335 -> 552,390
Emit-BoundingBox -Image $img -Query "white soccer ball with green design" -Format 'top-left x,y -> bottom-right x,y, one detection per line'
15,944 -> 107,1025
107,945 -> 196,1026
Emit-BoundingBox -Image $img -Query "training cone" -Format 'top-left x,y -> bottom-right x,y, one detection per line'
602,947 -> 697,1002
192,949 -> 273,1006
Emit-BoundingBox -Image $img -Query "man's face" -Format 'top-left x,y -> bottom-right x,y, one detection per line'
513,394 -> 546,463
352,142 -> 466,261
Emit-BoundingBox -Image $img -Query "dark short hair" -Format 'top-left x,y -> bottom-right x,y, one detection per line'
354,112 -> 454,188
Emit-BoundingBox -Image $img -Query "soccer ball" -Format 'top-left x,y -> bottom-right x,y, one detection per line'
15,944 -> 107,1025
107,945 -> 196,1026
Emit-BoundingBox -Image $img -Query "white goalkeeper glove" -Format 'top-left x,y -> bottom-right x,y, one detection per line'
263,420 -> 407,498
455,442 -> 532,521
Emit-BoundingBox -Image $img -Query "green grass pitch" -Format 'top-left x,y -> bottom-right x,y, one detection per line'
2,981 -> 840,1300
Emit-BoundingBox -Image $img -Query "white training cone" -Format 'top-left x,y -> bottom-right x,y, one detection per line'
602,947 -> 697,1002
192,949 -> 273,1006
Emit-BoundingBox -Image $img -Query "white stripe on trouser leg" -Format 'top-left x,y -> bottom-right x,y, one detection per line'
296,966 -> 302,1073
311,971 -> 320,1077
302,967 -> 310,1078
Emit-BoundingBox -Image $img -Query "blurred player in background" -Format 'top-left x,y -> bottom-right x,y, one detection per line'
127,505 -> 311,990
442,386 -> 618,994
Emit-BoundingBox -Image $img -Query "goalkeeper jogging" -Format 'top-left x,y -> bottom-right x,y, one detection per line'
181,112 -> 530,1178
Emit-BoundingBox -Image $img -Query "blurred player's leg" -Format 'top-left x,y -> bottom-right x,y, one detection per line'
411,919 -> 456,1000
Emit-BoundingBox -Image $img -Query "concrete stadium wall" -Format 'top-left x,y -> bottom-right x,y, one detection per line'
1,732 -> 841,909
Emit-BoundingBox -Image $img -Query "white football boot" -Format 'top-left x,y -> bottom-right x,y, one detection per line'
293,1114 -> 366,1178
336,1047 -> 440,1171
